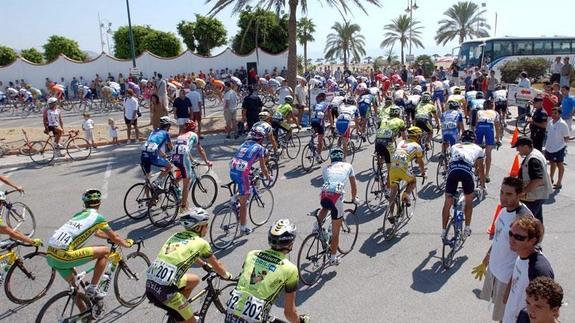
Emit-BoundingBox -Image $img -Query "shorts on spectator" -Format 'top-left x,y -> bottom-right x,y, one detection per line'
177,118 -> 189,126
224,109 -> 237,125
545,147 -> 566,163
47,126 -> 62,134
125,117 -> 137,126
84,130 -> 94,142
375,138 -> 393,164
479,269 -> 507,321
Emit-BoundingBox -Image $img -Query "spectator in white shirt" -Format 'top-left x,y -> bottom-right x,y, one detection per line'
294,79 -> 307,125
276,80 -> 294,105
518,71 -> 531,88
82,112 -> 96,149
550,56 -> 563,84
545,107 -> 570,189
123,89 -> 140,143
223,82 -> 239,139
186,83 -> 204,139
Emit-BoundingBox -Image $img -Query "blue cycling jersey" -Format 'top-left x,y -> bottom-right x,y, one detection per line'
469,98 -> 485,110
311,102 -> 330,123
230,140 -> 266,175
441,110 -> 463,132
142,129 -> 170,156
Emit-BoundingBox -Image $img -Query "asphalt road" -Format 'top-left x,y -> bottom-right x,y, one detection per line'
0,128 -> 573,322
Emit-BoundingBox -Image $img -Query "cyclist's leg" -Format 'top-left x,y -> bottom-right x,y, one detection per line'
232,172 -> 251,227
402,175 -> 417,204
330,197 -> 344,256
461,171 -> 475,228
178,158 -> 193,209
387,168 -> 401,214
163,276 -> 198,323
442,170 -> 459,230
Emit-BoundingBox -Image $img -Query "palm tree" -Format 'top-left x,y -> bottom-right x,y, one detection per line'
384,47 -> 398,65
297,17 -> 316,72
435,1 -> 490,45
206,0 -> 382,89
324,21 -> 366,70
380,14 -> 424,65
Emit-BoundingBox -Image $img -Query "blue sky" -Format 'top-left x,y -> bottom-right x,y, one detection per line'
2,0 -> 574,60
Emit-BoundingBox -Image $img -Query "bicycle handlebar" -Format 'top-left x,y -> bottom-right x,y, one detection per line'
2,189 -> 24,197
106,238 -> 145,252
201,263 -> 238,282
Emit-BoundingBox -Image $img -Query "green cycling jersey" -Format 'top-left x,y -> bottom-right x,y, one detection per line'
47,209 -> 110,251
378,103 -> 393,120
415,102 -> 437,119
377,117 -> 406,139
276,103 -> 293,118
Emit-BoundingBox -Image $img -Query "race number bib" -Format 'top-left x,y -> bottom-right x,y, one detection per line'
377,128 -> 394,139
313,111 -> 325,119
147,260 -> 178,286
322,182 -> 345,194
441,122 -> 457,130
47,230 -> 74,249
272,112 -> 283,121
226,289 -> 266,322
391,153 -> 409,168
143,142 -> 159,153
175,144 -> 189,155
231,158 -> 248,172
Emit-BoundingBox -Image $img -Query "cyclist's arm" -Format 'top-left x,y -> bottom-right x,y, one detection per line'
268,133 -> 278,151
433,112 -> 440,129
195,144 -> 210,165
258,157 -> 270,179
349,175 -> 358,199
99,228 -> 132,248
284,291 -> 301,323
0,225 -> 35,245
205,254 -> 230,279
474,159 -> 486,188
417,156 -> 426,177
458,121 -> 465,133
0,175 -> 24,192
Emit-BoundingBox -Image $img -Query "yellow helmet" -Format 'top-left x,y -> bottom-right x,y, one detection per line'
407,126 -> 423,139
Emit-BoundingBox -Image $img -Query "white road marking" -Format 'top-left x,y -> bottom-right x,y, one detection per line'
101,158 -> 113,199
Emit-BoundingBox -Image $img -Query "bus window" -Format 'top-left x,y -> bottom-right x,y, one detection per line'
458,42 -> 483,68
492,40 -> 513,60
534,40 -> 553,55
513,40 -> 533,55
553,40 -> 571,54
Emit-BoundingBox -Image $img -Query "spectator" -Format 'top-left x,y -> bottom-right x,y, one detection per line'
545,107 -> 570,189
550,56 -> 562,84
108,118 -> 119,145
530,96 -> 548,152
60,77 -> 69,99
477,176 -> 533,322
82,112 -> 96,149
71,77 -> 78,99
280,66 -> 287,78
486,70 -> 498,99
118,73 -> 125,95
438,66 -> 446,81
518,71 -> 531,88
242,85 -> 263,131
559,57 -> 572,87
559,86 -> 575,136
450,59 -> 460,86
551,82 -> 562,106
186,83 -> 204,139
42,98 -> 64,148
150,94 -> 166,130
294,78 -> 307,125
248,68 -> 257,85
156,73 -> 169,115
173,89 -> 192,134
517,277 -> 563,323
503,216 -> 554,323
223,82 -> 239,139
335,67 -> 342,83
123,89 -> 140,143
276,79 -> 294,105
107,72 -> 114,82
513,136 -> 552,222
541,82 -> 558,116
401,65 -> 408,83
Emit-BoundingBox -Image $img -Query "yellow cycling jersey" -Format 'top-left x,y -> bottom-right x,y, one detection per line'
448,94 -> 466,106
391,140 -> 423,170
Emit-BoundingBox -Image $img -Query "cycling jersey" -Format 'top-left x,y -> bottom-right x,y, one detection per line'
389,140 -> 423,185
469,98 -> 485,110
6,87 -> 18,97
449,143 -> 484,168
377,117 -> 405,139
30,88 -> 42,98
392,89 -> 405,101
79,85 -> 91,98
172,132 -> 199,179
415,103 -> 436,120
268,79 -> 280,88
378,104 -> 393,120
321,161 -> 355,195
441,110 -> 464,146
465,91 -> 478,105
446,143 -> 484,195
128,81 -> 141,96
311,102 -> 330,135
336,104 -> 358,137
475,110 -> 499,146
141,129 -> 171,174
357,94 -> 374,118
274,103 -> 293,120
226,249 -> 298,323
45,108 -> 61,127
447,94 -> 466,107
251,121 -> 273,137
19,89 -> 32,101
406,95 -> 421,107
493,90 -> 507,102
230,140 -> 267,195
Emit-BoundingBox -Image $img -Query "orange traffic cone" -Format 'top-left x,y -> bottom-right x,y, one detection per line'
510,127 -> 519,147
487,204 -> 502,237
509,154 -> 520,177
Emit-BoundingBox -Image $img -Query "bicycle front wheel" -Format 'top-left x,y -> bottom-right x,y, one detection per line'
191,174 -> 218,208
346,141 -> 356,164
5,201 -> 36,237
436,155 -> 447,190
200,282 -> 237,322
114,251 -> 151,307
381,200 -> 399,240
5,251 -> 55,304
29,141 -> 55,165
148,188 -> 179,228
297,233 -> 327,286
285,132 -> 301,159
365,176 -> 387,212
442,216 -> 459,270
249,188 -> 274,226
66,137 -> 92,161
35,290 -> 91,323
210,206 -> 238,250
337,211 -> 359,254
301,144 -> 315,172
123,183 -> 150,220
264,158 -> 279,188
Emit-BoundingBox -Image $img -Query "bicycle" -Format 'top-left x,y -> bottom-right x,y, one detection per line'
297,201 -> 359,286
301,129 -> 331,172
163,264 -> 237,323
141,167 -> 181,228
380,174 -> 425,240
35,239 -> 150,322
0,190 -> 36,237
419,129 -> 435,161
273,126 -> 301,160
515,109 -> 532,136
441,189 -> 467,269
365,155 -> 389,211
0,240 -> 56,304
210,168 -> 275,250
435,150 -> 451,191
23,128 -> 92,165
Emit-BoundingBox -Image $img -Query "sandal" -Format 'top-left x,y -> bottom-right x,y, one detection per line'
553,184 -> 562,190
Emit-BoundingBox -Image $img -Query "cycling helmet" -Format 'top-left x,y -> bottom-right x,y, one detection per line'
389,106 -> 401,118
82,189 -> 102,208
344,97 -> 356,105
407,126 -> 423,139
316,92 -> 327,102
384,96 -> 393,103
284,95 -> 294,104
338,90 -> 347,97
329,146 -> 345,162
421,92 -> 432,103
476,92 -> 484,99
412,85 -> 422,94
268,219 -> 297,250
448,101 -> 460,110
258,111 -> 271,120
453,87 -> 462,95
47,97 -> 58,105
180,208 -> 210,231
184,120 -> 197,132
249,127 -> 266,141
159,116 -> 174,127
0,191 -> 6,202
461,130 -> 476,143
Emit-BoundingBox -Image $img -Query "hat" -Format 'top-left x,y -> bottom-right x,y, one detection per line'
512,136 -> 533,148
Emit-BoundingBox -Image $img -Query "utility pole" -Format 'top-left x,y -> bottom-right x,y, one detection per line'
98,13 -> 105,53
126,0 -> 136,68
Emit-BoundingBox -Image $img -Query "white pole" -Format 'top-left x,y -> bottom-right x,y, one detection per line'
98,13 -> 104,53
494,12 -> 498,37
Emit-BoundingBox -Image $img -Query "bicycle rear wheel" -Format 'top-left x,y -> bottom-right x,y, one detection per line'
201,282 -> 237,322
5,251 -> 55,304
210,206 -> 238,250
381,200 -> 399,240
436,155 -> 447,190
114,251 -> 151,307
366,121 -> 376,144
285,132 -> 301,159
29,141 -> 55,165
337,211 -> 359,254
346,141 -> 356,164
264,158 -> 279,188
148,188 -> 179,228
249,188 -> 274,226
191,174 -> 218,208
297,233 -> 327,286
66,137 -> 92,161
5,201 -> 36,237
35,290 -> 91,323
123,183 -> 150,220
365,175 -> 387,212
442,216 -> 459,269
301,144 -> 316,172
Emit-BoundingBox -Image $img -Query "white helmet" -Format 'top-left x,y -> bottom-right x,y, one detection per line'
268,219 -> 297,250
47,97 -> 58,104
180,208 -> 210,231
0,191 -> 6,202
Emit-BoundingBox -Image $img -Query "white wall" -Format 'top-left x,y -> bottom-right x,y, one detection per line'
0,48 -> 287,89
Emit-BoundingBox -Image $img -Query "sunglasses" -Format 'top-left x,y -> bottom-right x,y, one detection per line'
509,230 -> 528,241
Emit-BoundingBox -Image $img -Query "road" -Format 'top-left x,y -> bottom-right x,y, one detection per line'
0,129 -> 573,322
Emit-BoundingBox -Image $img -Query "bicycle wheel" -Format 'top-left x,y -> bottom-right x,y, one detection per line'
319,137 -> 331,161
371,154 -> 378,173
366,122 -> 376,144
5,251 -> 55,304
381,200 -> 399,240
201,282 -> 237,322
29,141 -> 55,165
350,129 -> 363,150
337,211 -> 359,254
35,290 -> 91,323
301,144 -> 315,172
285,132 -> 301,160
515,116 -> 529,135
191,175 -> 218,208
346,141 -> 356,164
249,188 -> 274,226
436,155 -> 447,190
5,201 -> 36,237
297,233 -> 327,286
442,216 -> 459,269
123,183 -> 150,220
210,206 -> 238,250
365,175 -> 387,212
403,188 -> 418,222
264,158 -> 279,188
424,138 -> 434,161
66,137 -> 92,161
114,251 -> 151,307
148,188 -> 179,228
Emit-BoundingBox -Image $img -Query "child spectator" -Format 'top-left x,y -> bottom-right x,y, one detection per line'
82,112 -> 96,149
108,118 -> 119,145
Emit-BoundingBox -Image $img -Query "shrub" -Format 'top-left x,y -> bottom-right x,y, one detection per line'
499,58 -> 550,83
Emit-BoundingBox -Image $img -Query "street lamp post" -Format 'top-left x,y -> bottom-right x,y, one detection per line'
126,0 -> 137,68
98,15 -> 113,54
405,0 -> 419,62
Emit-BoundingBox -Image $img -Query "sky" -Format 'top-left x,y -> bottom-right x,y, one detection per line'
2,0 -> 574,61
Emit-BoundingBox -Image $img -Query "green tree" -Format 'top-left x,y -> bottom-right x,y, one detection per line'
207,0 -> 381,89
43,35 -> 86,62
20,48 -> 43,64
373,56 -> 385,71
177,15 -> 227,56
0,45 -> 17,66
380,14 -> 424,65
114,25 -> 181,59
231,7 -> 288,55
435,1 -> 490,45
500,58 -> 550,84
415,55 -> 434,77
142,31 -> 181,57
297,17 -> 315,72
324,21 -> 366,70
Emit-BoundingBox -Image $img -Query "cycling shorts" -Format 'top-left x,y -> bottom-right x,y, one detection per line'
394,98 -> 405,108
475,123 -> 495,146
320,191 -> 344,220
146,277 -> 192,322
310,118 -> 325,135
335,119 -> 351,138
415,117 -> 433,133
389,166 -> 416,188
230,171 -> 250,196
404,104 -> 416,120
172,154 -> 194,180
271,119 -> 291,135
442,131 -> 459,146
470,109 -> 479,127
46,246 -> 95,278
433,90 -> 445,103
358,103 -> 370,118
375,138 -> 394,164
495,102 -> 507,114
141,152 -> 170,175
445,161 -> 474,196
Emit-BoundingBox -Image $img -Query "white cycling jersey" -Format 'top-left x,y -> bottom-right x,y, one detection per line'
322,161 -> 355,194
449,143 -> 484,166
6,87 -> 18,97
493,90 -> 507,102
477,110 -> 499,124
338,104 -> 358,121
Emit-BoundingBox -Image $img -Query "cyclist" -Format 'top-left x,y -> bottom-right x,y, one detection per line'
375,106 -> 407,186
46,189 -> 133,313
252,111 -> 279,153
335,96 -> 359,159
357,86 -> 376,141
141,116 -> 174,186
405,86 -> 422,126
469,91 -> 486,130
387,127 -> 427,222
42,97 -> 64,148
229,128 -> 272,235
226,219 -> 310,323
414,92 -> 440,150
78,84 -> 92,101
310,93 -> 333,162
172,120 -> 213,211
392,84 -> 406,110
493,85 -> 508,142
147,208 -> 232,323
0,177 -> 42,246
441,130 -> 485,240
50,83 -> 65,100
5,87 -> 18,101
430,75 -> 446,112
475,99 -> 501,183
318,147 -> 359,265
440,101 -> 465,155
271,95 -> 298,140
378,96 -> 394,121
447,87 -> 466,115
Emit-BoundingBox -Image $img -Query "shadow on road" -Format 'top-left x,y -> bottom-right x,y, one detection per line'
354,169 -> 373,183
0,303 -> 32,320
212,238 -> 248,259
97,302 -> 141,323
128,221 -> 178,241
410,249 -> 468,294
418,183 -> 444,201
358,230 -> 409,258
294,271 -> 337,306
